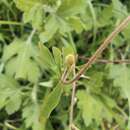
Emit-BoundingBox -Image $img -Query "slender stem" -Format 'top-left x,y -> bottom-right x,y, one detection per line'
26,29 -> 36,44
70,124 -> 78,130
111,125 -> 119,130
0,20 -> 23,25
101,122 -> 106,130
88,0 -> 97,43
79,56 -> 130,64
116,105 -> 128,121
62,16 -> 130,84
61,65 -> 74,83
69,64 -> 76,127
7,11 -> 16,37
31,84 -> 38,104
4,121 -> 17,130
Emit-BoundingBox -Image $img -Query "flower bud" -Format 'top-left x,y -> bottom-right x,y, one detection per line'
65,54 -> 75,67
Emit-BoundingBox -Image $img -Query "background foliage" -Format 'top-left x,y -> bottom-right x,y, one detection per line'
0,0 -> 130,130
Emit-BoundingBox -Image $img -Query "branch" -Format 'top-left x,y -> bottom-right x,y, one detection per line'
62,16 -> 130,84
79,56 -> 130,64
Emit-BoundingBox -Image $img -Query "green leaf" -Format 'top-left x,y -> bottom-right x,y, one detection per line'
39,82 -> 64,129
24,3 -> 44,29
57,0 -> 86,17
97,5 -> 113,27
40,82 -> 64,119
5,92 -> 22,115
3,38 -> 40,83
22,103 -> 42,130
77,91 -> 116,126
39,80 -> 53,88
68,16 -> 86,33
112,35 -> 124,47
109,64 -> 130,98
62,44 -> 76,61
40,15 -> 73,42
52,47 -> 62,72
0,33 -> 4,42
14,0 -> 42,12
108,64 -> 130,128
2,39 -> 22,62
14,0 -> 44,29
37,43 -> 54,70
39,15 -> 59,43
108,64 -> 130,93
0,74 -> 22,114
85,71 -> 104,94
57,16 -> 72,34
112,0 -> 128,19
123,24 -> 130,40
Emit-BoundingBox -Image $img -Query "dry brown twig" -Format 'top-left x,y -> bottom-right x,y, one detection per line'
78,56 -> 130,64
62,16 -> 130,84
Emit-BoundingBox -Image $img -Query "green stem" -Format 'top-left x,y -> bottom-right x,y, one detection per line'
4,121 -> 17,130
0,20 -> 23,25
26,29 -> 36,44
88,0 -> 97,44
68,32 -> 76,53
101,122 -> 106,130
69,64 -> 76,126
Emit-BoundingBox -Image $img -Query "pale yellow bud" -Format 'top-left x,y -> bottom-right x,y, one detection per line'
65,54 -> 75,67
